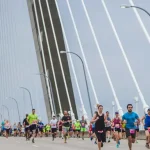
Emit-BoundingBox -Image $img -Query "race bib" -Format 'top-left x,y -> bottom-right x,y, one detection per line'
98,130 -> 103,133
82,123 -> 85,126
52,124 -> 56,127
115,124 -> 119,128
130,129 -> 135,134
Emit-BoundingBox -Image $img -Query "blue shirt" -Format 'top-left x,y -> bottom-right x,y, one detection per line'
145,114 -> 150,128
92,123 -> 95,128
122,112 -> 139,129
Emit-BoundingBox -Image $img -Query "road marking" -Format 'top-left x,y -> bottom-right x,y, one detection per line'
16,141 -> 20,143
32,145 -> 39,148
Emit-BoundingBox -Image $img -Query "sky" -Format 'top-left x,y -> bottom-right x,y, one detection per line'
0,0 -> 150,122
56,0 -> 150,119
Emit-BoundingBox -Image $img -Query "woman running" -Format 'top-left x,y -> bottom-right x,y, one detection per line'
5,120 -> 11,138
141,108 -> 150,148
91,105 -> 106,150
112,112 -> 122,148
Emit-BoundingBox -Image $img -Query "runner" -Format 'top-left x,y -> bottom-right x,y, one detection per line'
80,116 -> 87,140
58,120 -> 63,138
121,122 -> 126,139
122,104 -> 140,150
50,116 -> 58,141
61,110 -> 71,143
27,109 -> 38,143
135,119 -> 140,143
5,120 -> 11,138
74,120 -> 81,138
13,123 -> 17,137
38,120 -> 44,137
23,114 -> 30,140
105,111 -> 111,143
91,105 -> 106,150
141,108 -> 150,148
112,112 -> 122,148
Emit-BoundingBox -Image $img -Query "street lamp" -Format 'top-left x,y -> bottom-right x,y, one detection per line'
7,97 -> 21,123
134,97 -> 139,114
2,105 -> 10,121
120,4 -> 150,16
20,87 -> 33,109
36,73 -> 57,116
60,51 -> 93,117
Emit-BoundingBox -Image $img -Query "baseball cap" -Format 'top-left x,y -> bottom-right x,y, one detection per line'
148,108 -> 150,111
115,112 -> 119,114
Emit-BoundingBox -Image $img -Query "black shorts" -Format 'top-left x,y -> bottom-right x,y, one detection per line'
92,128 -> 95,133
69,127 -> 73,132
122,129 -> 125,133
115,128 -> 121,132
75,129 -> 80,132
30,124 -> 36,132
39,128 -> 43,132
14,129 -> 17,131
25,126 -> 29,132
136,129 -> 139,132
105,127 -> 111,132
6,129 -> 10,134
125,129 -> 136,139
51,128 -> 57,133
95,130 -> 106,142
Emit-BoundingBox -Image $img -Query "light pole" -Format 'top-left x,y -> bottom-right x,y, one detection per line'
120,5 -> 150,17
112,101 -> 115,118
20,87 -> 33,109
60,51 -> 93,117
2,105 -> 10,121
7,97 -> 21,123
0,113 -> 2,121
36,73 -> 56,116
134,96 -> 139,114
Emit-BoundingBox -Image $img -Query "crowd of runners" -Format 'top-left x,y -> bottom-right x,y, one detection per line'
0,104 -> 150,150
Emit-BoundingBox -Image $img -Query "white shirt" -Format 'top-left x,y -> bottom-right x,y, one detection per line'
50,119 -> 57,128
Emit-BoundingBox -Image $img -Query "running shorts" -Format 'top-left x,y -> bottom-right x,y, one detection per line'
62,126 -> 70,133
92,128 -> 95,133
81,128 -> 86,132
30,124 -> 36,132
51,128 -> 57,133
105,127 -> 111,132
125,129 -> 136,139
136,129 -> 139,132
115,128 -> 121,132
95,130 -> 106,142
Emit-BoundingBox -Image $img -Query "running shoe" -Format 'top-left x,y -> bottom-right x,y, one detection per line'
32,138 -> 35,143
94,141 -> 97,144
118,140 -> 120,145
116,144 -> 119,148
90,136 -> 93,141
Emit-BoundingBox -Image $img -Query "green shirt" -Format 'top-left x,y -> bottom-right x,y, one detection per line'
75,122 -> 81,130
27,113 -> 38,125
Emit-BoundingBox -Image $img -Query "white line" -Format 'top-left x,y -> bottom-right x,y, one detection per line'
65,0 -> 99,104
32,144 -> 39,148
101,0 -> 149,110
81,0 -> 123,115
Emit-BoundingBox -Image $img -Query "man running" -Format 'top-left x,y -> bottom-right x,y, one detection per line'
105,111 -> 111,143
38,120 -> 44,137
74,120 -> 81,138
80,116 -> 87,140
27,109 -> 38,143
50,116 -> 58,141
122,104 -> 140,150
62,110 -> 71,143
141,108 -> 150,148
23,114 -> 30,140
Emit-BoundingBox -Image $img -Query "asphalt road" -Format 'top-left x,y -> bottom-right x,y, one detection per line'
0,137 -> 148,150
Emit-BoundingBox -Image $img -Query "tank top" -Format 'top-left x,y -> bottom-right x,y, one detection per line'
95,113 -> 105,131
105,117 -> 111,127
145,114 -> 150,128
114,118 -> 121,128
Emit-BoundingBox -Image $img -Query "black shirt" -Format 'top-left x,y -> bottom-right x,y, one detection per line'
23,118 -> 29,126
62,116 -> 71,127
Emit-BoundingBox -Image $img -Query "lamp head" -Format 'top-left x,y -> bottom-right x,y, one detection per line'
60,51 -> 66,54
120,5 -> 131,8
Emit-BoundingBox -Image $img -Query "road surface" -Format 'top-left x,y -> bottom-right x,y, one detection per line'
0,137 -> 148,150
